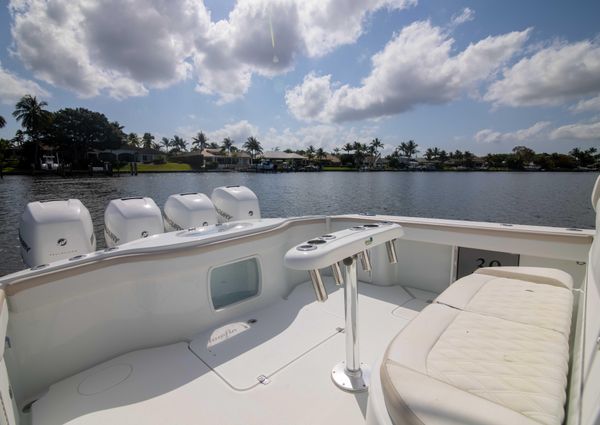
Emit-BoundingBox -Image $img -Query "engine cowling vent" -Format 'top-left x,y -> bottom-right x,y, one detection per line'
104,197 -> 163,247
211,185 -> 260,223
19,199 -> 96,268
163,193 -> 217,232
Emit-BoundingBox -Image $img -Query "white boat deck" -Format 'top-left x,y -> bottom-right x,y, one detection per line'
32,279 -> 436,425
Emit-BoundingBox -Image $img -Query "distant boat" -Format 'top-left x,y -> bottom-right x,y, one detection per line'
40,154 -> 59,171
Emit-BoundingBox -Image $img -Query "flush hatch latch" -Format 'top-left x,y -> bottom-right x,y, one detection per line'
257,375 -> 270,385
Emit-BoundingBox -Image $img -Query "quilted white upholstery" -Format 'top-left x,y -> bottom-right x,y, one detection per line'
381,267 -> 574,425
436,273 -> 573,335
427,311 -> 569,425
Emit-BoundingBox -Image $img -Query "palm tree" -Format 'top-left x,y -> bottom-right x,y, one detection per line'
142,132 -> 155,149
343,142 -> 353,154
316,147 -> 326,165
439,150 -> 448,163
221,137 -> 234,165
13,95 -> 52,169
306,145 -> 316,163
127,133 -> 141,148
0,115 -> 5,128
369,138 -> 384,167
424,148 -> 434,161
161,137 -> 171,153
170,135 -> 187,154
243,136 -> 262,164
192,131 -> 208,152
333,147 -> 340,156
353,142 -> 366,168
404,140 -> 419,158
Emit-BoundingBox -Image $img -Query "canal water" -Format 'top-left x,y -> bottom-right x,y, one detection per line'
0,171 -> 597,276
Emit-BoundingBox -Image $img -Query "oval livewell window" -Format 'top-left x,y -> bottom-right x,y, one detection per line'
210,258 -> 260,309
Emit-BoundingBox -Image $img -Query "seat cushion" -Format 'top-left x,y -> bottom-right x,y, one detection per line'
436,270 -> 573,336
381,304 -> 570,425
474,266 -> 573,290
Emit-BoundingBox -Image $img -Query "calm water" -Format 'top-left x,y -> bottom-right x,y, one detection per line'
0,172 -> 597,276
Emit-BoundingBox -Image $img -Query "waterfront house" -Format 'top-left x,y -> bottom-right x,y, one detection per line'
89,146 -> 166,164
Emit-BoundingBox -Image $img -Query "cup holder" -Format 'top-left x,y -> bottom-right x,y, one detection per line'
297,244 -> 317,251
321,234 -> 336,240
307,239 -> 327,245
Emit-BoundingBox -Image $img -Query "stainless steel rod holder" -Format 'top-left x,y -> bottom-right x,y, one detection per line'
359,249 -> 372,272
331,255 -> 370,392
331,262 -> 344,285
386,239 -> 398,264
308,269 -> 328,302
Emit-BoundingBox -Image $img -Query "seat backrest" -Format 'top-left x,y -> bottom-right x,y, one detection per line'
0,291 -> 18,425
580,176 -> 600,425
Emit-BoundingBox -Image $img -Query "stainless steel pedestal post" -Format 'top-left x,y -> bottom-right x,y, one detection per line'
331,255 -> 370,392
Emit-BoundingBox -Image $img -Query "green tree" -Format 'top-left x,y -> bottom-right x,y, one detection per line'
463,151 -> 475,168
316,147 -> 326,164
343,142 -> 353,154
142,132 -> 155,149
399,140 -> 418,158
13,95 -> 52,169
570,147 -> 597,167
49,108 -> 125,167
0,115 -> 5,128
512,146 -> 536,164
369,138 -> 383,167
243,136 -> 262,164
192,131 -> 208,152
170,135 -> 187,154
127,133 -> 141,148
424,148 -> 434,160
306,145 -> 316,162
221,137 -> 234,164
160,137 -> 171,153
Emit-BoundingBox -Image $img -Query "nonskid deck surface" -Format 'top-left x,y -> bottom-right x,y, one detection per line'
32,280 -> 435,425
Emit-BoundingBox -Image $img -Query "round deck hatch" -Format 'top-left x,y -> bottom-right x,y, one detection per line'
78,364 -> 133,395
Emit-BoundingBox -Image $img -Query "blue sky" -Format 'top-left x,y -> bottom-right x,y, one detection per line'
1,0 -> 599,155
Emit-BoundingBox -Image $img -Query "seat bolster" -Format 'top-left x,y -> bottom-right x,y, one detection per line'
435,274 -> 495,309
381,361 -> 540,425
474,266 -> 573,290
384,304 -> 459,374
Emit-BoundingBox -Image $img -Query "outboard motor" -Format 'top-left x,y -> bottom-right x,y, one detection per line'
163,192 -> 217,231
104,197 -> 163,247
211,185 -> 261,223
19,199 -> 96,268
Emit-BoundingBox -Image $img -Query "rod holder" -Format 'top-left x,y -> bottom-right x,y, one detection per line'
331,255 -> 370,392
331,262 -> 344,285
386,239 -> 398,264
359,250 -> 372,272
308,269 -> 328,302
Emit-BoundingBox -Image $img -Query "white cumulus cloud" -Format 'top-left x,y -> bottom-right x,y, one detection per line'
474,121 -> 551,144
550,121 -> 600,141
485,39 -> 600,107
0,62 -> 49,104
286,21 -> 530,123
570,95 -> 600,113
207,120 -> 260,144
450,7 -> 474,28
8,0 -> 416,102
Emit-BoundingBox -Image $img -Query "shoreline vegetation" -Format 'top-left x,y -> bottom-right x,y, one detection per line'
1,95 -> 599,177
